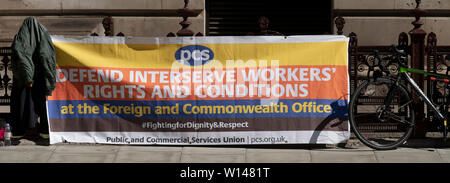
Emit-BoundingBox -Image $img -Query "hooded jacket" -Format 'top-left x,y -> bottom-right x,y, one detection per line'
11,17 -> 56,96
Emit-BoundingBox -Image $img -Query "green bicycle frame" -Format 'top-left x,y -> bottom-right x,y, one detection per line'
399,67 -> 450,79
397,66 -> 447,121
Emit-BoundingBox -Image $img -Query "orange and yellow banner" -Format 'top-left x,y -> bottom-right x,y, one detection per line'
48,35 -> 350,145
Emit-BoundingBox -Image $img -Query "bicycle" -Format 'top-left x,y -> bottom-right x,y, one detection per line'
348,45 -> 449,150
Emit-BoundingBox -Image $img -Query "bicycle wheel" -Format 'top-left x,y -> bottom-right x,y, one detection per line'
349,77 -> 415,150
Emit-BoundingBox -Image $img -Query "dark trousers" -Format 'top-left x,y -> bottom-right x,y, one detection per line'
10,85 -> 48,136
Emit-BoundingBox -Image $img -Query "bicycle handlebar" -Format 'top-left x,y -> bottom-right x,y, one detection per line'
372,45 -> 408,75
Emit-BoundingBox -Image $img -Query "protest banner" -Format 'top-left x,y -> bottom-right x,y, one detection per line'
48,35 -> 349,145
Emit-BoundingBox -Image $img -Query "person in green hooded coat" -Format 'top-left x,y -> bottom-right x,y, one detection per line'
10,17 -> 56,138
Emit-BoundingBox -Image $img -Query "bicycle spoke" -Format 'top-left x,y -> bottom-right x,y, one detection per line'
399,100 -> 413,110
386,111 -> 414,126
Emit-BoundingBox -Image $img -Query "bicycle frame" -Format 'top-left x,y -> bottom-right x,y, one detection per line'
397,66 -> 447,122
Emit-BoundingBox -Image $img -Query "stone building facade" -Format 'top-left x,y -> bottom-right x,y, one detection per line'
0,0 -> 206,47
0,0 -> 448,47
334,0 -> 450,46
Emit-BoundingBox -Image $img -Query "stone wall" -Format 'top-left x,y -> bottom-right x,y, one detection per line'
0,0 -> 205,46
333,0 -> 450,45
1,0 -> 448,46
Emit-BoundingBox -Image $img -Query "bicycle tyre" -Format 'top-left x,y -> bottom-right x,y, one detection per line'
349,77 -> 415,150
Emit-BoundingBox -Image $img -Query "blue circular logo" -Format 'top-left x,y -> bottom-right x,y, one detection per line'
175,45 -> 214,66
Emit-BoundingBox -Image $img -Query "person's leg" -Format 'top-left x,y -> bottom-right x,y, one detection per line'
37,104 -> 49,135
10,85 -> 37,136
23,86 -> 40,139
31,86 -> 49,135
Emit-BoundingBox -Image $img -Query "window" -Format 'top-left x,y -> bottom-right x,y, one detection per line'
206,0 -> 332,36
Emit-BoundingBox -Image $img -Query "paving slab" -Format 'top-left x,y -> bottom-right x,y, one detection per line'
119,146 -> 183,152
48,153 -> 116,163
374,148 -> 443,163
181,154 -> 246,163
2,139 -> 450,163
115,146 -> 182,163
436,149 -> 450,163
182,147 -> 246,154
47,145 -> 119,163
0,146 -> 55,163
0,145 -> 55,151
54,145 -> 120,154
181,147 -> 246,163
115,151 -> 181,163
311,149 -> 377,163
245,149 -> 311,163
430,148 -> 450,163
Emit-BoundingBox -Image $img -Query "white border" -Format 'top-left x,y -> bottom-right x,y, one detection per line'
51,35 -> 349,45
49,131 -> 350,145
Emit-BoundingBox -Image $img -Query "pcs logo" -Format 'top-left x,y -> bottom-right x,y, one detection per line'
175,45 -> 214,66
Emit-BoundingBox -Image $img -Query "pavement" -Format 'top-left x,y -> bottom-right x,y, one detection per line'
1,135 -> 450,163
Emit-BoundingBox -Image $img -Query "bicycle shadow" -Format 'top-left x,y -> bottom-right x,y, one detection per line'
308,99 -> 349,144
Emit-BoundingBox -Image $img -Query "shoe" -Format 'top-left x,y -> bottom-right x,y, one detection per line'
39,133 -> 49,139
22,129 -> 40,140
12,135 -> 23,139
